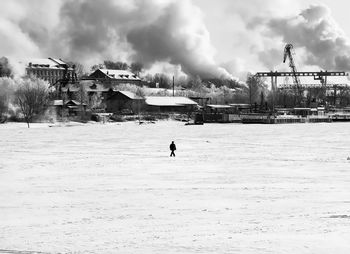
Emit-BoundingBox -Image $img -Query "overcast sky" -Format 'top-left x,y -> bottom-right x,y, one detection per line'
194,0 -> 350,66
1,0 -> 350,80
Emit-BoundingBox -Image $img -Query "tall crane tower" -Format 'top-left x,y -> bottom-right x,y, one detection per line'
283,44 -> 303,105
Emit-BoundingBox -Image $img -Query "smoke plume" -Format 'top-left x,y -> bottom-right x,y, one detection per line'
0,0 -> 233,79
55,0 -> 233,78
1,0 -> 350,79
126,1 -> 233,79
251,4 -> 350,71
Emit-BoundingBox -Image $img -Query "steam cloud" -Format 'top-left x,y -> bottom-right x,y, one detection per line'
0,0 -> 233,79
126,1 -> 232,79
1,0 -> 350,79
251,4 -> 350,71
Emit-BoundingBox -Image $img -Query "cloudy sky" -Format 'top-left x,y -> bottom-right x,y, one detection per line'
1,0 -> 350,80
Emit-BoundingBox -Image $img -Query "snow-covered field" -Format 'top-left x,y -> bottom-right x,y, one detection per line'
1,120 -> 350,254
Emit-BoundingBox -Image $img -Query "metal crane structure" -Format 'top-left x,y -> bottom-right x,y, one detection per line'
283,44 -> 303,104
256,44 -> 349,108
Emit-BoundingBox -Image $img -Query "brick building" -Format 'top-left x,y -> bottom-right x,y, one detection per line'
25,58 -> 75,86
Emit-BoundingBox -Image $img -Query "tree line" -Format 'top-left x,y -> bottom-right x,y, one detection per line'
0,57 -> 270,126
90,60 -> 144,76
2,56 -> 350,126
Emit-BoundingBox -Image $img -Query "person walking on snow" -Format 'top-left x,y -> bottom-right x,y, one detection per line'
170,141 -> 176,157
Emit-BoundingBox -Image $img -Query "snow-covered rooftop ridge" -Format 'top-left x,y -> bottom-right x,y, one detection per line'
145,96 -> 197,106
26,58 -> 69,68
99,69 -> 140,80
119,91 -> 143,100
207,104 -> 232,109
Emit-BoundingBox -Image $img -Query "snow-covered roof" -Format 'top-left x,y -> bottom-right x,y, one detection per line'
50,100 -> 63,106
229,103 -> 250,107
207,104 -> 232,109
145,96 -> 198,106
99,69 -> 140,80
118,91 -> 143,100
65,100 -> 86,106
26,58 -> 69,69
51,58 -> 67,65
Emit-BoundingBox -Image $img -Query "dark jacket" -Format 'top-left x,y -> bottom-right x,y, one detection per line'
170,143 -> 176,151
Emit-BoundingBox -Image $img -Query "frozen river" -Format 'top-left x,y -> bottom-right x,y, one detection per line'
1,121 -> 350,253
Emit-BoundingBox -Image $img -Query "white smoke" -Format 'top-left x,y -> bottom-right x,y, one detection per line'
0,0 -> 62,58
0,0 -> 236,79
249,4 -> 350,71
125,0 -> 233,79
1,0 -> 350,79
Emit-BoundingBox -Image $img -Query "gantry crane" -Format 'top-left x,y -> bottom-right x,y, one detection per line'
256,43 -> 349,108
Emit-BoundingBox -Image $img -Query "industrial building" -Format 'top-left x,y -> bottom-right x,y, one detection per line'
25,58 -> 75,86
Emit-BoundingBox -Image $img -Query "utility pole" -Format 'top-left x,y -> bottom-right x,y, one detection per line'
172,76 -> 175,97
138,99 -> 141,124
270,73 -> 276,115
80,81 -> 85,121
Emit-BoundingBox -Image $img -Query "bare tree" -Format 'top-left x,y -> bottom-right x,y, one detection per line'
246,73 -> 266,107
88,93 -> 105,112
0,78 -> 14,120
130,62 -> 143,76
67,61 -> 87,79
0,57 -> 12,78
152,73 -> 172,88
103,61 -> 128,70
0,77 -> 18,122
0,91 -> 9,122
15,77 -> 50,128
90,63 -> 106,73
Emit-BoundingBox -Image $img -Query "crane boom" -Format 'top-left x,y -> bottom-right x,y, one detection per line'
283,44 -> 303,104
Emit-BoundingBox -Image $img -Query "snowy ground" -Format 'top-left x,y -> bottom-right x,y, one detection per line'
1,120 -> 350,254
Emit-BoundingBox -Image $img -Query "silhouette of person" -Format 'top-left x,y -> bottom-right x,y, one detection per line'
170,141 -> 176,157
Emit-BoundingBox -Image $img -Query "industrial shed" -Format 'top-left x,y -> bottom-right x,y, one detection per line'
64,100 -> 87,116
106,91 -> 143,114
